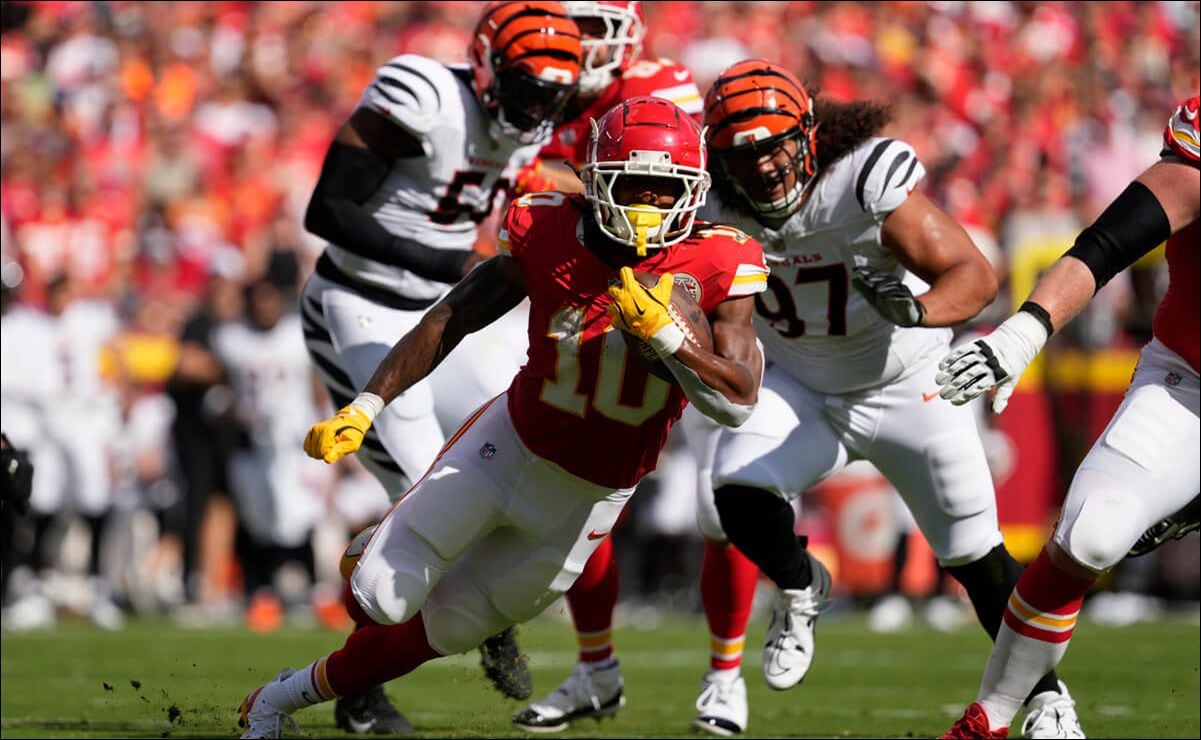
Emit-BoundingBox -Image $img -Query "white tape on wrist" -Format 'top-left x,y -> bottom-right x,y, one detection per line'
648,322 -> 686,358
998,311 -> 1049,367
349,392 -> 385,423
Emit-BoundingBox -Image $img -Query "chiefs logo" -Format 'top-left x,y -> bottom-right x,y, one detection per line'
672,273 -> 702,303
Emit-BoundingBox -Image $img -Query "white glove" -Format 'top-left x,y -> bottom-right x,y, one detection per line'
935,311 -> 1049,414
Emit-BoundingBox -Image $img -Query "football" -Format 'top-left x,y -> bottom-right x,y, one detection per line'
620,271 -> 714,383
339,524 -> 378,580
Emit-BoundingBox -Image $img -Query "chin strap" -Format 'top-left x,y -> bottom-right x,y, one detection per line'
627,204 -> 663,257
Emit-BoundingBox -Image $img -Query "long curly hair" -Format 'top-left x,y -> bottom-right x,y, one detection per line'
710,95 -> 893,221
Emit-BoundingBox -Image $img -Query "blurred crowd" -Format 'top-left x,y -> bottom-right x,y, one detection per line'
1,1 -> 1198,632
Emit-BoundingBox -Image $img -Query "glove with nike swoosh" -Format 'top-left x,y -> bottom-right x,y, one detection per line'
606,266 -> 685,357
935,311 -> 1049,414
304,393 -> 384,464
851,265 -> 926,327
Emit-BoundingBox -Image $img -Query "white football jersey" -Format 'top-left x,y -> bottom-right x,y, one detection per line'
700,137 -> 951,394
213,313 -> 318,454
323,54 -> 542,301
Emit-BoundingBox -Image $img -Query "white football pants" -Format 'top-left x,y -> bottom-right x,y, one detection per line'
713,357 -> 1002,565
349,394 -> 634,655
1053,338 -> 1200,572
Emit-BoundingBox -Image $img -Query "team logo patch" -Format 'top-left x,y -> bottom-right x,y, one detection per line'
673,273 -> 702,303
479,442 -> 497,459
1165,371 -> 1182,387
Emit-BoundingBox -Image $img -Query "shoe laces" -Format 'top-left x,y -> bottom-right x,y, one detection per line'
1022,690 -> 1082,739
696,675 -> 741,712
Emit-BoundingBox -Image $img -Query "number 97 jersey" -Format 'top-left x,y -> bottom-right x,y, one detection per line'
498,192 -> 768,490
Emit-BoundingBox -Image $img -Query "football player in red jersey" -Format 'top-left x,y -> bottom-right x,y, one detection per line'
939,96 -> 1200,739
511,4 -> 765,733
236,97 -> 769,740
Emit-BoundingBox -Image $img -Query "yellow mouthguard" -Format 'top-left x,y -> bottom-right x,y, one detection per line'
627,204 -> 663,257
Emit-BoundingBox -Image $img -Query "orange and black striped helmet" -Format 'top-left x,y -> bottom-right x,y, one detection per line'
703,59 -> 816,218
470,1 -> 583,144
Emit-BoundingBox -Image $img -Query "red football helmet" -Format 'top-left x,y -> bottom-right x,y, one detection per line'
703,59 -> 816,219
561,1 -> 644,96
582,96 -> 710,254
469,1 -> 583,144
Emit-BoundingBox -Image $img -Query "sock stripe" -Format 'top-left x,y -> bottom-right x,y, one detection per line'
577,629 -> 612,651
710,635 -> 745,660
310,656 -> 336,700
1007,590 -> 1079,632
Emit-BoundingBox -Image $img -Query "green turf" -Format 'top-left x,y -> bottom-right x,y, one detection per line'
2,610 -> 1197,738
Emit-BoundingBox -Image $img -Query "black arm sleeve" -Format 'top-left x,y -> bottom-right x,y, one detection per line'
1064,180 -> 1171,292
303,140 -> 470,284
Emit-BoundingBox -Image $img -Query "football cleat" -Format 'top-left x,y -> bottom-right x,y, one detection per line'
691,670 -> 748,736
761,550 -> 831,690
1127,494 -> 1200,558
334,685 -> 413,735
511,660 -> 624,732
239,668 -> 300,739
480,626 -> 533,700
943,703 -> 1009,739
1021,681 -> 1085,739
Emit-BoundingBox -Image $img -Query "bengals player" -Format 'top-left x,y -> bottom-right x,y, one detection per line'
941,97 -> 1199,739
238,96 -> 768,740
678,59 -> 1085,737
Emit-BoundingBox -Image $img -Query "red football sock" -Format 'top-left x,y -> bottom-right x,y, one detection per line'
342,580 -> 375,628
325,613 -> 442,697
566,536 -> 619,663
701,540 -> 759,671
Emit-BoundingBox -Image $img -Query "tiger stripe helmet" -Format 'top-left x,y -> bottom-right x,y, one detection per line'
703,59 -> 816,219
470,1 -> 583,144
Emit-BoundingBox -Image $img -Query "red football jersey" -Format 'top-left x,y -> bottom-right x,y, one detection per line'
497,192 -> 768,489
539,58 -> 703,167
1152,95 -> 1200,372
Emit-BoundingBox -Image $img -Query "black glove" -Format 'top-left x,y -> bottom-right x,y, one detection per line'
1,433 -> 34,515
851,265 -> 926,327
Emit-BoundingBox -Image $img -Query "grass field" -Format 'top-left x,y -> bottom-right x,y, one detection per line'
2,609 -> 1198,738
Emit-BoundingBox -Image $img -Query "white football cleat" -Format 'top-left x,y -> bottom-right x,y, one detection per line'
762,551 -> 831,690
239,668 -> 300,739
511,660 -> 624,732
1022,680 -> 1086,739
691,670 -> 747,736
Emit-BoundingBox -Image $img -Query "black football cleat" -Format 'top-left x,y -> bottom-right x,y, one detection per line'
480,626 -> 533,700
334,685 -> 413,735
1128,494 -> 1200,558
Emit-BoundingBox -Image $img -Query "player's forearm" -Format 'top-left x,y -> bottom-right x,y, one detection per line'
305,140 -> 471,283
362,305 -> 455,405
664,331 -> 761,426
917,259 -> 998,328
1024,257 -> 1096,335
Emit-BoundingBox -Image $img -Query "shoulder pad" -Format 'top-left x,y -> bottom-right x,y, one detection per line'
1162,96 -> 1200,166
851,138 -> 925,216
361,54 -> 451,136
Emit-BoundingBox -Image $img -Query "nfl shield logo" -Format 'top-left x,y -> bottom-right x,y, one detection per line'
480,443 -> 497,459
1165,371 -> 1182,387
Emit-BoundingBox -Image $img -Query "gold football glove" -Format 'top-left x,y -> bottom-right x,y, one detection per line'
304,405 -> 372,464
606,266 -> 676,342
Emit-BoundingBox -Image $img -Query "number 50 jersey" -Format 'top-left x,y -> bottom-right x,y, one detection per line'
498,192 -> 768,489
701,137 -> 950,395
324,54 -> 542,303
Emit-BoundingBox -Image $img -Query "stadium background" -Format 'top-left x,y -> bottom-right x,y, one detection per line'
0,0 -> 1198,639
